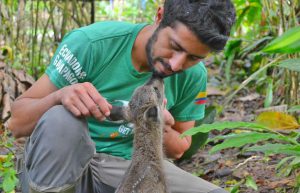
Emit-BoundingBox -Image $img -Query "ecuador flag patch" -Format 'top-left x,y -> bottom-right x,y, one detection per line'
194,91 -> 207,105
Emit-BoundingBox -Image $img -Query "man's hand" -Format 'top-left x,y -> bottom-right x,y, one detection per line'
58,82 -> 112,121
162,106 -> 193,160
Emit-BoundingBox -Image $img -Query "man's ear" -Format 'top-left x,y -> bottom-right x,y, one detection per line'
155,7 -> 164,25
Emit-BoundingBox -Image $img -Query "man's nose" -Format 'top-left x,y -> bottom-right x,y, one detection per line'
169,53 -> 186,72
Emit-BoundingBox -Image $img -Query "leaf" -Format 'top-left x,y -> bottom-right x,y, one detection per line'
234,6 -> 250,32
181,121 -> 269,137
179,106 -> 216,160
256,111 -> 300,130
262,26 -> 300,54
288,105 -> 300,113
276,156 -> 300,177
264,78 -> 273,108
2,161 -> 13,168
276,156 -> 295,171
289,156 -> 300,167
225,50 -> 236,82
229,180 -> 243,193
246,144 -> 300,156
224,39 -> 242,58
195,106 -> 217,126
2,175 -> 17,192
247,3 -> 262,24
209,132 -> 280,154
276,59 -> 300,72
240,36 -> 272,57
245,176 -> 258,191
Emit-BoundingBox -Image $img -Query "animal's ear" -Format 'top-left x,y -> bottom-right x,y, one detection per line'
144,106 -> 158,122
107,106 -> 131,122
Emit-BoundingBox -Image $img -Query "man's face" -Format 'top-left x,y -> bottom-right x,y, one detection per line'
146,22 -> 211,78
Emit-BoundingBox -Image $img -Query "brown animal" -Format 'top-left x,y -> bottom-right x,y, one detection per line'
108,75 -> 169,193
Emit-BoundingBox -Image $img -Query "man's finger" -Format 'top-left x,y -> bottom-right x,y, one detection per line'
77,91 -> 106,120
67,105 -> 82,117
163,109 -> 175,126
85,83 -> 111,116
73,97 -> 91,117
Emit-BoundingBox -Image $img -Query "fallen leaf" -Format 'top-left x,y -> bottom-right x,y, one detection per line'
267,178 -> 294,189
256,111 -> 300,130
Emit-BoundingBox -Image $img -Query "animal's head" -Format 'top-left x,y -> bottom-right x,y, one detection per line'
108,75 -> 164,124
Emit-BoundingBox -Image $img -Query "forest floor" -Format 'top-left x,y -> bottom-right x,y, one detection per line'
1,67 -> 298,193
177,90 -> 297,193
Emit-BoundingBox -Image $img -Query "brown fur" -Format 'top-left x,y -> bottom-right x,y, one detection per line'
109,75 -> 168,193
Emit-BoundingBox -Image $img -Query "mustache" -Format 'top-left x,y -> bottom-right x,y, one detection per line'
152,58 -> 183,78
154,58 -> 173,72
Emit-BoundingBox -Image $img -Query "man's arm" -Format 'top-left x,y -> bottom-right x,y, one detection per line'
9,74 -> 111,138
9,74 -> 60,138
163,110 -> 194,160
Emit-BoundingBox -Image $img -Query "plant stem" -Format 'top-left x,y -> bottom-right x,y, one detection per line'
279,0 -> 286,31
225,55 -> 284,105
37,1 -> 53,71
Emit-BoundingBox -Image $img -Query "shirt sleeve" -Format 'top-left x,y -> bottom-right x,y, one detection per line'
169,63 -> 207,121
45,30 -> 92,88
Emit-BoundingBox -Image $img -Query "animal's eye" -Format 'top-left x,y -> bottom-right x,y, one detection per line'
154,87 -> 161,99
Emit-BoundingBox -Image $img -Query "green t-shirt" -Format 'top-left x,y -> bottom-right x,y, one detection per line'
46,21 -> 207,160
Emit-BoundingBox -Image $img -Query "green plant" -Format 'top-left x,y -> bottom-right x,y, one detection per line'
224,25 -> 300,106
178,106 -> 216,161
181,120 -> 300,191
228,175 -> 258,193
0,154 -> 18,193
0,123 -> 18,193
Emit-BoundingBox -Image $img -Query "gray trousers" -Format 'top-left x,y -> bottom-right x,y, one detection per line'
17,105 -> 227,193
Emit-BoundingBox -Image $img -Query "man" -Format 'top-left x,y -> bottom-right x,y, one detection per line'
9,0 -> 236,193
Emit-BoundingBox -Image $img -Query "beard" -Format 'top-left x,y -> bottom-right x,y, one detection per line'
145,27 -> 181,78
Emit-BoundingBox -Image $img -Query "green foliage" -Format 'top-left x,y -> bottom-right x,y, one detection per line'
0,0 -> 160,78
229,183 -> 241,193
182,120 -> 300,190
228,176 -> 258,193
97,0 -> 160,23
262,26 -> 300,54
247,144 -> 300,156
277,59 -> 300,73
0,127 -> 18,193
245,176 -> 258,191
181,121 -> 269,137
233,0 -> 263,38
276,156 -> 300,177
221,0 -> 300,108
0,154 -> 19,193
179,106 -> 216,161
209,132 -> 281,154
264,78 -> 273,108
288,105 -> 300,113
224,39 -> 242,82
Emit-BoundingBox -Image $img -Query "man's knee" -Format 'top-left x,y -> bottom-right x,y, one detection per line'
30,105 -> 89,147
23,105 -> 95,191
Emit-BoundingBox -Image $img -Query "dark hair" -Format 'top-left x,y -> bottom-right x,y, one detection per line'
161,0 -> 236,52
